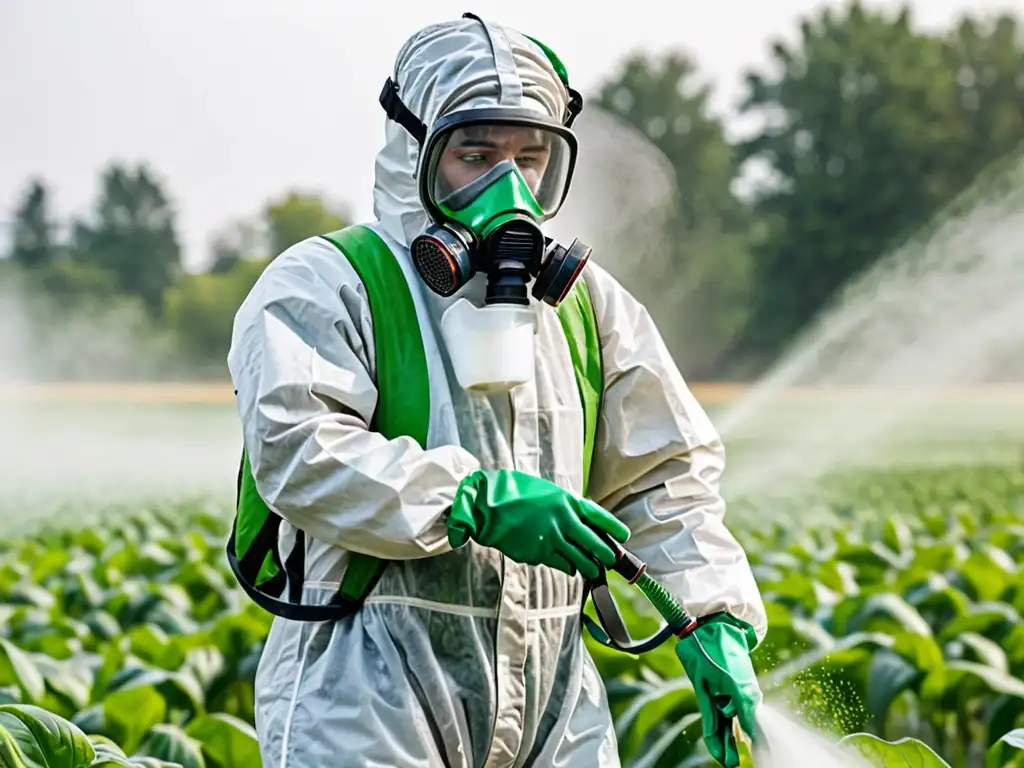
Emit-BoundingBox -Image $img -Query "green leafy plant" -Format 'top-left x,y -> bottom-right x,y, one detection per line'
0,464 -> 1022,766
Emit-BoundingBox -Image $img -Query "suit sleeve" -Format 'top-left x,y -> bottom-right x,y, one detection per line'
583,264 -> 767,643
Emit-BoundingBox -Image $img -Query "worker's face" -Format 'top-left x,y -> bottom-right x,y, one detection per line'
436,124 -> 552,196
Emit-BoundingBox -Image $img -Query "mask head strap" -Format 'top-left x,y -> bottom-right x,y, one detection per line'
379,77 -> 427,145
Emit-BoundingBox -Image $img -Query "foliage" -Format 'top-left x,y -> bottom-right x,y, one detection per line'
596,51 -> 741,236
8,181 -> 60,272
2,174 -> 350,378
594,51 -> 754,377
941,14 -> 1024,193
0,507 -> 266,767
0,464 -> 1023,765
162,188 -> 349,369
206,221 -> 264,276
71,164 -> 183,318
262,190 -> 350,260
204,189 -> 350,276
735,1 -> 1024,364
838,732 -> 954,766
163,258 -> 270,366
4,5 -> 1024,380
587,464 -> 1024,767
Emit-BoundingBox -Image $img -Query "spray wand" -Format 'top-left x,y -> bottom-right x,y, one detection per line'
582,528 -> 701,654
589,530 -> 772,764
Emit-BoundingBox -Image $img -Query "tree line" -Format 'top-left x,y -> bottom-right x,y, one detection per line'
4,2 -> 1024,380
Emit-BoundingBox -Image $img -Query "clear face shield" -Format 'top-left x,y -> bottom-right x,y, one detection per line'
427,122 -> 574,219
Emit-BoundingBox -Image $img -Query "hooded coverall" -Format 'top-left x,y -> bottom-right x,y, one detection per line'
227,15 -> 767,768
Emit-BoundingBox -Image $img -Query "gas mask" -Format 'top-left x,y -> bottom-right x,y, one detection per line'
410,110 -> 590,308
378,17 -> 591,391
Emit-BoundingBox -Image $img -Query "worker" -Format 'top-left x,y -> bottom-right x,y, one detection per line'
227,13 -> 767,768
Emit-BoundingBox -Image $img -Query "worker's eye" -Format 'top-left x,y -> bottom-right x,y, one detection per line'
459,153 -> 487,164
516,155 -> 539,167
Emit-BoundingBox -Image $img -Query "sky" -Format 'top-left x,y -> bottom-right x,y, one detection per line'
2,0 -> 1022,270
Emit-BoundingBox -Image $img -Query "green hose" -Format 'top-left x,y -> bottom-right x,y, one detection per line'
634,571 -> 688,626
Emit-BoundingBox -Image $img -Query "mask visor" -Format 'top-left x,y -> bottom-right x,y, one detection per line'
423,118 -> 575,220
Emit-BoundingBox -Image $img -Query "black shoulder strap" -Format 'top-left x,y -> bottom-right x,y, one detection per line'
225,517 -> 365,622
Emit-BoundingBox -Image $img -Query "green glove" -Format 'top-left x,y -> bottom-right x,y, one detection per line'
447,468 -> 630,580
675,613 -> 762,768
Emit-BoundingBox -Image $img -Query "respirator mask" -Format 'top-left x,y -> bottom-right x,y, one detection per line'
378,29 -> 592,391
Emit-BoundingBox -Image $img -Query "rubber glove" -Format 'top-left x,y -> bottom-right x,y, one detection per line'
675,613 -> 762,768
447,468 -> 630,579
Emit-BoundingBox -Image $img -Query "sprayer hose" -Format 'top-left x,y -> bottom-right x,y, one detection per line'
634,572 -> 687,626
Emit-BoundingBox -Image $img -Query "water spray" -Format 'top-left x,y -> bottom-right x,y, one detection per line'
719,149 -> 1024,506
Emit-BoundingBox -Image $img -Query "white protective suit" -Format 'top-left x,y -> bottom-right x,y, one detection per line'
228,15 -> 767,768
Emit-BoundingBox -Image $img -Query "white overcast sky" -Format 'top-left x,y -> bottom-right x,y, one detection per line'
2,0 -> 1021,270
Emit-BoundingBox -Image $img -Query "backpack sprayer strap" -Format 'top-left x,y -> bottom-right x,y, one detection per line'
226,518 -> 365,623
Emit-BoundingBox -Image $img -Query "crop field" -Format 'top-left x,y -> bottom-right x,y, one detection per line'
2,385 -> 1024,767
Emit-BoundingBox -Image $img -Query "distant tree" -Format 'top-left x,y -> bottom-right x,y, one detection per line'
597,51 -> 744,236
595,51 -> 754,376
207,218 -> 264,275
73,163 -> 182,317
9,180 -> 59,270
163,257 -> 270,364
263,191 -> 350,257
944,13 -> 1024,181
733,1 -> 1022,361
164,189 -> 351,367
35,259 -> 119,300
